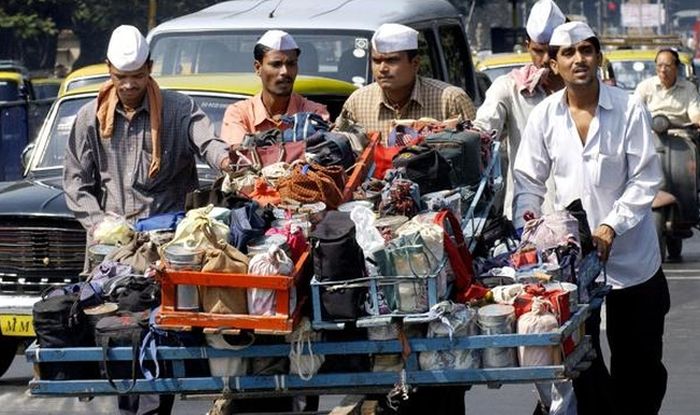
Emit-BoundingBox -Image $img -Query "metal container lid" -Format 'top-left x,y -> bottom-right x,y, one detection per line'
88,244 -> 118,258
477,304 -> 515,324
163,244 -> 204,264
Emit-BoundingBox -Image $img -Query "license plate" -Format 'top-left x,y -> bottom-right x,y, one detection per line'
0,315 -> 35,337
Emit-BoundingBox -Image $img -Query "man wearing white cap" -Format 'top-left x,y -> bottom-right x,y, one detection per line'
335,23 -> 476,141
220,30 -> 329,145
514,22 -> 669,415
474,0 -> 565,221
64,27 -> 232,414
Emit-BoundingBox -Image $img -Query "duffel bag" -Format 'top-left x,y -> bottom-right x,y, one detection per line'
33,291 -> 96,380
392,144 -> 452,194
426,129 -> 483,187
306,131 -> 356,170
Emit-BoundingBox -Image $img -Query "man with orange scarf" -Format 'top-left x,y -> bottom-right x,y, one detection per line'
63,25 -> 232,414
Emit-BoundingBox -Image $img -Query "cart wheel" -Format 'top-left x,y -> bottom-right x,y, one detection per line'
653,210 -> 667,261
0,335 -> 18,378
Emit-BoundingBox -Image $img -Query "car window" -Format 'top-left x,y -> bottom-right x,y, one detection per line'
66,76 -> 110,92
151,31 -> 372,86
611,60 -> 686,91
439,25 -> 469,90
417,30 -> 438,79
0,80 -> 19,102
34,95 -> 241,171
33,83 -> 60,100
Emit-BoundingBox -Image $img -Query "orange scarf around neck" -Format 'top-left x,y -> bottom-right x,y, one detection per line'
96,78 -> 163,178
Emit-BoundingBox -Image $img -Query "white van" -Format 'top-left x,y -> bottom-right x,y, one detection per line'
147,0 -> 483,104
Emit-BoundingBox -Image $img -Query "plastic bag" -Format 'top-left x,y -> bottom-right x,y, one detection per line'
93,214 -> 134,246
517,297 -> 561,366
419,301 -> 480,370
491,283 -> 525,304
247,246 -> 294,316
285,317 -> 324,380
349,205 -> 385,257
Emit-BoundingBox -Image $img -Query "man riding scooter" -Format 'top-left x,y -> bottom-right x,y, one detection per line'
634,48 -> 700,262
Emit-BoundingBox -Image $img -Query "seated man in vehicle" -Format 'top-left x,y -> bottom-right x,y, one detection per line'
634,48 -> 700,126
334,23 -> 476,142
220,30 -> 330,145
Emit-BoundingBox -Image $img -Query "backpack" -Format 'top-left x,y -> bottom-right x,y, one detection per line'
310,211 -> 366,282
392,144 -> 453,195
426,129 -> 484,187
310,211 -> 367,320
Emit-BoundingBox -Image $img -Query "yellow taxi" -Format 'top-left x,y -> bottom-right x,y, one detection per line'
57,63 -> 110,97
0,71 -> 30,102
476,52 -> 532,82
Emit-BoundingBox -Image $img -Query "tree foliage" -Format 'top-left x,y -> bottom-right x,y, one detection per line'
0,0 -> 219,70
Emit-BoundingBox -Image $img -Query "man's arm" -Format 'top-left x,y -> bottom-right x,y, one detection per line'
600,99 -> 663,236
62,107 -> 105,231
687,86 -> 700,125
473,76 -> 510,135
219,102 -> 250,146
512,105 -> 551,229
333,93 -> 359,131
188,99 -> 231,171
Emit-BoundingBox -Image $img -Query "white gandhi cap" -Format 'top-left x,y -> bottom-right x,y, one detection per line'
526,0 -> 566,44
549,21 -> 597,48
257,30 -> 299,51
371,23 -> 418,54
107,25 -> 149,72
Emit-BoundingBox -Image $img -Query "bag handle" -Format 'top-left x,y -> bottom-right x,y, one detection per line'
434,209 -> 474,302
100,330 -> 141,394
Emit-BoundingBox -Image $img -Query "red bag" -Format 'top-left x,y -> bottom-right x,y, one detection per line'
433,209 -> 475,303
373,136 -> 424,179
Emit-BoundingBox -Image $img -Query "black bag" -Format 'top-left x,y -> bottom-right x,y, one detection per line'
320,288 -> 364,320
310,211 -> 366,281
426,129 -> 483,186
112,276 -> 161,312
566,199 -> 595,256
33,292 -> 97,380
392,144 -> 452,194
306,132 -> 357,170
95,312 -> 148,393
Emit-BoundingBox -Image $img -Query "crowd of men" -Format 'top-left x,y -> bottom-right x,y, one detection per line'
60,0 -> 700,413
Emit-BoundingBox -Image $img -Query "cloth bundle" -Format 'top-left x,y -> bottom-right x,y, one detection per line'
246,246 -> 294,316
277,163 -> 345,209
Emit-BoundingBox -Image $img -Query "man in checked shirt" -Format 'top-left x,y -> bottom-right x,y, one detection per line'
335,23 -> 476,143
62,25 -> 233,414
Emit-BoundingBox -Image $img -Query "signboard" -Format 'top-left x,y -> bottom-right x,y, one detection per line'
621,3 -> 666,28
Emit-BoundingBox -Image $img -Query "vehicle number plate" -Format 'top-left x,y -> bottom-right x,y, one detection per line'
0,315 -> 35,336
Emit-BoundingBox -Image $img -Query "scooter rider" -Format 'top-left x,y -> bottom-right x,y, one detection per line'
634,48 -> 700,127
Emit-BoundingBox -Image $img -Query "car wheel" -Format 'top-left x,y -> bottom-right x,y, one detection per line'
0,335 -> 19,378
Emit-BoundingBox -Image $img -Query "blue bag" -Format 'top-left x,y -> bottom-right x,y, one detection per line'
135,211 -> 185,232
229,202 -> 266,254
281,112 -> 330,142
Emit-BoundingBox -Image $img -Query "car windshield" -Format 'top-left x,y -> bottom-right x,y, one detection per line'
33,82 -> 60,100
0,80 -> 19,102
611,60 -> 684,91
481,65 -> 523,82
151,30 -> 371,86
65,75 -> 110,92
34,94 -> 240,171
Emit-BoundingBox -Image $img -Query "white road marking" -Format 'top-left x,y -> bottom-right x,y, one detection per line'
666,276 -> 700,280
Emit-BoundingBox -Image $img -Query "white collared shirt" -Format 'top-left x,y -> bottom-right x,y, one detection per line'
513,82 -> 663,289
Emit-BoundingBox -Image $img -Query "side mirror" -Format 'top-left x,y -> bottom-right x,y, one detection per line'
21,142 -> 35,171
651,115 -> 670,136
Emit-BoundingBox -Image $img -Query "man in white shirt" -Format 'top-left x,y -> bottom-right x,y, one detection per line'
514,22 -> 669,415
474,0 -> 565,220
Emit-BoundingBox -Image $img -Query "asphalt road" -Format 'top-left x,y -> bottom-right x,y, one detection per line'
2,235 -> 700,414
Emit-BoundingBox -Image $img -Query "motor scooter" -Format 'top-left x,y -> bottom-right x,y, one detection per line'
651,115 -> 700,262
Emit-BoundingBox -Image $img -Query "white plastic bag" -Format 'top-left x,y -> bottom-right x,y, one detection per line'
349,205 -> 385,257
491,283 -> 525,305
517,297 -> 561,366
419,301 -> 481,370
92,213 -> 134,246
247,246 -> 294,316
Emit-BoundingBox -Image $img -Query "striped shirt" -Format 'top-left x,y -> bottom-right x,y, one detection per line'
335,76 -> 476,142
63,89 -> 230,230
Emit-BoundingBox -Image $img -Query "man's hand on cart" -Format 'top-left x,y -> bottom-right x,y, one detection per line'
592,224 -> 615,262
